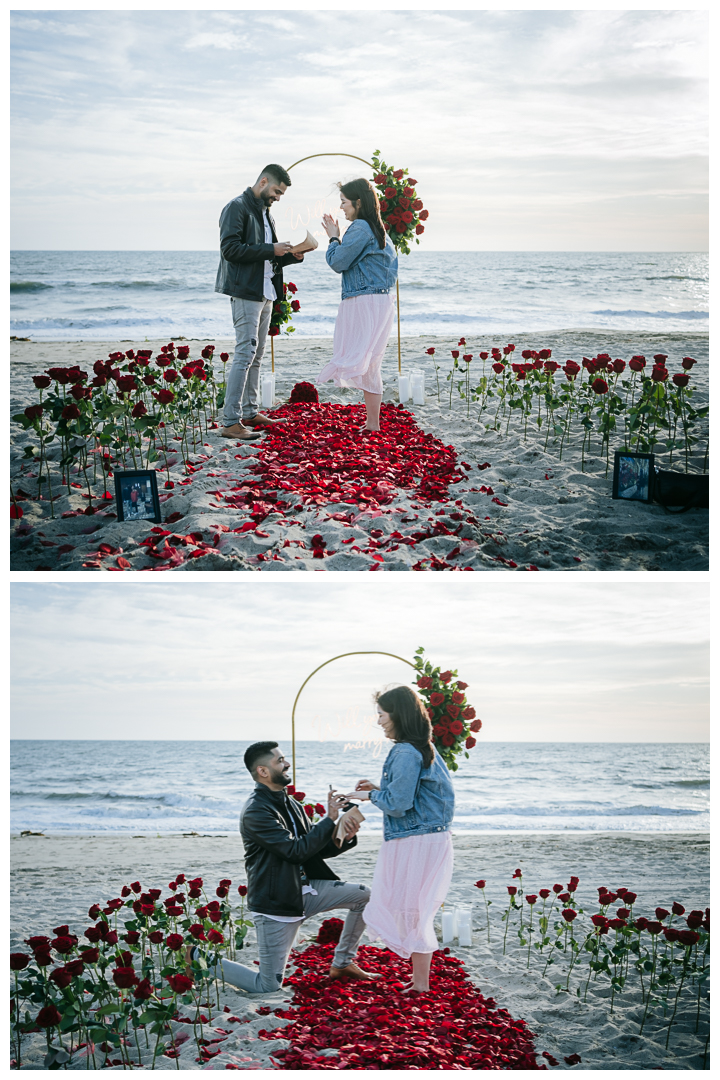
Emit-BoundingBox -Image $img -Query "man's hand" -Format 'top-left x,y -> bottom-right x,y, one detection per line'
327,788 -> 345,822
273,241 -> 293,257
340,814 -> 361,840
292,252 -> 304,261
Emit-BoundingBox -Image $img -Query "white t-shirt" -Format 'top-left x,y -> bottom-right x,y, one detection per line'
251,883 -> 318,925
263,210 -> 276,302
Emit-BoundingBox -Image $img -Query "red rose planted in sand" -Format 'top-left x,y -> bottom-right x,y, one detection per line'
11,871 -> 255,1070
9,865 -> 709,1069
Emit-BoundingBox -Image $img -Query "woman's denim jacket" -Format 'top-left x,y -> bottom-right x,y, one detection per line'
369,742 -> 455,841
326,219 -> 398,300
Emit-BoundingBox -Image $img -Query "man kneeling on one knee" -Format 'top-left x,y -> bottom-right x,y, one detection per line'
188,741 -> 379,993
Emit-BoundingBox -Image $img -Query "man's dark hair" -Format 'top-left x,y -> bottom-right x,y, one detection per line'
244,741 -> 278,778
258,164 -> 292,187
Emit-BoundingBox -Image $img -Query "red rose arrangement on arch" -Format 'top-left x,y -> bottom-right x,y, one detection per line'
413,645 -> 480,771
371,150 -> 428,254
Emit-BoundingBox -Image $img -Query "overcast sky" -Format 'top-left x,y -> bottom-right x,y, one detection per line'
10,5 -> 708,251
11,578 -> 708,743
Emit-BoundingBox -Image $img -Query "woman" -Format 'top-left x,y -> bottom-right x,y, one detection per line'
318,178 -> 398,432
341,685 -> 455,993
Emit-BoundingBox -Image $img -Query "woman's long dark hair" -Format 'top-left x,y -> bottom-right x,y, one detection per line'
339,178 -> 387,248
375,685 -> 435,768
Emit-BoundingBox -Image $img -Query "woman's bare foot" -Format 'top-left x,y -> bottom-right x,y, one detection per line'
407,952 -> 432,993
401,983 -> 430,994
362,390 -> 382,430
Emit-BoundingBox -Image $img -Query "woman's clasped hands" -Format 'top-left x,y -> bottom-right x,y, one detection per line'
322,213 -> 340,238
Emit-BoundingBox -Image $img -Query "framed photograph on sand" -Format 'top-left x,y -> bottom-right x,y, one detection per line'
113,470 -> 162,523
612,451 -> 655,503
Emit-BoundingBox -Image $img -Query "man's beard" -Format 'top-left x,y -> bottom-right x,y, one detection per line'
271,766 -> 291,786
260,192 -> 275,207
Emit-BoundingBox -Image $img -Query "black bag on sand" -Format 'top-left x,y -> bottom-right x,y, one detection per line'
653,469 -> 709,513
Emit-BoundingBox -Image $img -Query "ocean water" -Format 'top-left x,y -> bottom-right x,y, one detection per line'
10,741 -> 709,836
10,250 -> 708,341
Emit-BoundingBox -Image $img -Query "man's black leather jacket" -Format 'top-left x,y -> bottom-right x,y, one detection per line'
240,784 -> 357,917
214,187 -> 297,302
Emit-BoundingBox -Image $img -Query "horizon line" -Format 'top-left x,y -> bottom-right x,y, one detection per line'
10,248 -> 710,255
10,738 -> 708,745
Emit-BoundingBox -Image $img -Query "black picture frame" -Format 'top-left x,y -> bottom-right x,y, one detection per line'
114,470 -> 162,523
612,451 -> 655,503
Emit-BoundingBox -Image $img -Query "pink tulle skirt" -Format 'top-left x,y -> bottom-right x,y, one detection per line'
316,292 -> 395,395
362,832 -> 453,958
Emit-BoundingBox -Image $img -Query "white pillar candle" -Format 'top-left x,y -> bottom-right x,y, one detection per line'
441,908 -> 456,943
398,374 -> 411,403
261,373 -> 274,409
457,909 -> 472,947
410,370 -> 425,405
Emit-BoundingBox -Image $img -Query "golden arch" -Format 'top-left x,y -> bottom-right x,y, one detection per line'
285,153 -> 404,373
290,650 -> 416,784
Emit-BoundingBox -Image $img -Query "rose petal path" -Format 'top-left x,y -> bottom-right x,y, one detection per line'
261,936 -> 543,1070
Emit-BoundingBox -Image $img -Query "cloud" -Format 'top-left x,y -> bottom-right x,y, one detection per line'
184,32 -> 249,52
10,579 -> 709,743
10,9 -> 707,250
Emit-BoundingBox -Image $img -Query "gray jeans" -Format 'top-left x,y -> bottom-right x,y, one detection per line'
199,879 -> 370,994
222,296 -> 272,426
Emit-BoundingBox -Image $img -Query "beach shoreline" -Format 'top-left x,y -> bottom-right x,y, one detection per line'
10,827 -> 709,838
11,831 -> 709,1069
11,334 -> 709,572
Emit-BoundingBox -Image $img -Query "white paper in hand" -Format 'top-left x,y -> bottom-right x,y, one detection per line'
333,806 -> 365,847
288,230 -> 319,255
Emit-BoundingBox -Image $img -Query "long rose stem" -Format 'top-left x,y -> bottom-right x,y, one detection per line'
637,949 -> 645,1003
151,1020 -> 164,1070
609,930 -> 619,1013
639,935 -> 658,1034
538,898 -> 548,952
493,376 -> 503,428
526,907 -> 533,968
13,972 -> 22,1068
665,947 -> 690,1049
582,931 -> 599,1002
565,925 -> 576,991
502,902 -> 513,955
541,933 -> 559,979
694,944 -> 707,1031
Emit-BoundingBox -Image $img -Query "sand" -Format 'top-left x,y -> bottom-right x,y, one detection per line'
11,830 -> 709,1070
10,332 -> 708,572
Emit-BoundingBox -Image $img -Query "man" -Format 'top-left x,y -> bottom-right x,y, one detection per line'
215,165 -> 303,441
190,741 -> 379,994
